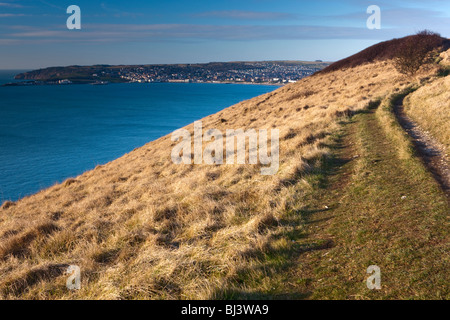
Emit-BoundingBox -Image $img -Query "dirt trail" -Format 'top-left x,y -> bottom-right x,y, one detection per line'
290,107 -> 450,299
394,99 -> 450,197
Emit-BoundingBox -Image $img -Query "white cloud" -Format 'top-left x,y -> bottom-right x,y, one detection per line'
195,10 -> 296,20
2,23 -> 404,44
0,13 -> 27,17
0,2 -> 24,8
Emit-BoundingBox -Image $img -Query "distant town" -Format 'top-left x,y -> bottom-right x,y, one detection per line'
118,61 -> 329,84
6,61 -> 331,86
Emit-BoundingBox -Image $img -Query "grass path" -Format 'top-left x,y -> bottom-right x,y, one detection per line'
223,102 -> 449,299
394,96 -> 450,196
302,106 -> 449,299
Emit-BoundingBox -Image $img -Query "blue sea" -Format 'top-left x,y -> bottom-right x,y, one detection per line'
0,70 -> 276,202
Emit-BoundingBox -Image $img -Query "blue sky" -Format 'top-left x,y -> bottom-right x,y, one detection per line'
1,0 -> 449,69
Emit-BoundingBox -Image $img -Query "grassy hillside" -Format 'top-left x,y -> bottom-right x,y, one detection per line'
0,35 -> 449,299
404,73 -> 450,151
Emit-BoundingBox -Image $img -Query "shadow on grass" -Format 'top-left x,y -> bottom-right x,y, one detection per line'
209,109 -> 371,300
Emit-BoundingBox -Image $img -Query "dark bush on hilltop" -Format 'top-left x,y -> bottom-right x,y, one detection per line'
393,31 -> 444,75
318,31 -> 449,75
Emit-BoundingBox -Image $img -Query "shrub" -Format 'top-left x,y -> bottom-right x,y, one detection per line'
318,31 -> 449,75
393,30 -> 444,75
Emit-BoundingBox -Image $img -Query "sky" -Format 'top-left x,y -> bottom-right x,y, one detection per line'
0,0 -> 449,69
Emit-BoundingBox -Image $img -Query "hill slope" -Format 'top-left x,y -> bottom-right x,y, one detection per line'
0,35 -> 449,299
404,74 -> 450,150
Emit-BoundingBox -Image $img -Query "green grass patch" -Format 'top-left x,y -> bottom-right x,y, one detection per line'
216,98 -> 449,299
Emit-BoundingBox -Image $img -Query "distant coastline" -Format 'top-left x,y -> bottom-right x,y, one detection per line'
2,79 -> 284,87
5,60 -> 330,87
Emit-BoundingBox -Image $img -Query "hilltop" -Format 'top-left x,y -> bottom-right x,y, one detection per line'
0,33 -> 449,299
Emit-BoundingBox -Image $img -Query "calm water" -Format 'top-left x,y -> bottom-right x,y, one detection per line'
0,70 -> 276,201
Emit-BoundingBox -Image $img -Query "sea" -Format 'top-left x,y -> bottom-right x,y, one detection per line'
0,70 -> 276,202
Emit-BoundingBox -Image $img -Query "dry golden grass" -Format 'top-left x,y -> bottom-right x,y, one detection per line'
440,48 -> 450,65
0,51 -> 442,299
403,50 -> 450,151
